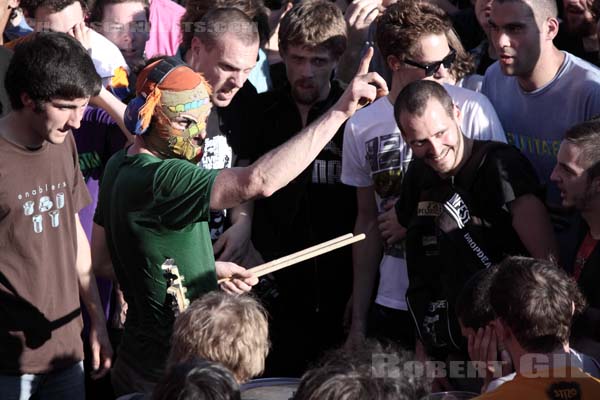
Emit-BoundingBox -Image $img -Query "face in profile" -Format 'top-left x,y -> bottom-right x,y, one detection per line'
550,141 -> 597,210
28,97 -> 89,144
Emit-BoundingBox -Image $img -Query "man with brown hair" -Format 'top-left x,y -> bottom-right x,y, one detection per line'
168,292 -> 269,383
244,0 -> 353,376
550,119 -> 600,361
0,31 -> 112,400
475,256 -> 600,398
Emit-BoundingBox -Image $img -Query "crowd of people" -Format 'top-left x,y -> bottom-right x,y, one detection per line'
1,0 -> 600,398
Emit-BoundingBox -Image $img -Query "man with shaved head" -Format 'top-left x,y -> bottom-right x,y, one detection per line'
482,0 -> 600,265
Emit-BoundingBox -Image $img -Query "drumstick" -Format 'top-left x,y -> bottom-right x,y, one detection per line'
217,233 -> 365,284
252,233 -> 352,275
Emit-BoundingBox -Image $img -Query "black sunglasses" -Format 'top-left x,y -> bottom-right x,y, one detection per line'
403,47 -> 456,77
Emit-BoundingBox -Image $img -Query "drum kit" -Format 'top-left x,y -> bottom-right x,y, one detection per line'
241,378 -> 300,400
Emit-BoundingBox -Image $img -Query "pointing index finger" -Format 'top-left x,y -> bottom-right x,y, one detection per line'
357,46 -> 374,76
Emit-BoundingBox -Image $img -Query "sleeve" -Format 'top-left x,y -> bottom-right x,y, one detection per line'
152,160 -> 220,228
461,92 -> 507,144
481,146 -> 543,209
68,134 -> 93,213
340,118 -> 373,187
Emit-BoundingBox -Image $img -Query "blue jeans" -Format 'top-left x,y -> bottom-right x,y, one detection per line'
0,361 -> 85,400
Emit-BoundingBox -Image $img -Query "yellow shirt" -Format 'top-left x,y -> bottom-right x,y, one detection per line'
476,367 -> 600,400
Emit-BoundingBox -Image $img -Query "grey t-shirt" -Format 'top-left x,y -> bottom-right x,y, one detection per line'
482,52 -> 600,208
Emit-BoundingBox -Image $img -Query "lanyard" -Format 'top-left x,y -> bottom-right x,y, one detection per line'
573,231 -> 598,281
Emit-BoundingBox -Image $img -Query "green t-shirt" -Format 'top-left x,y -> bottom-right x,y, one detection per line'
94,149 -> 220,381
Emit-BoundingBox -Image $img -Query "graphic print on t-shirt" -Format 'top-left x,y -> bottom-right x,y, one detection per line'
364,132 -> 411,258
17,183 -> 68,233
199,134 -> 232,240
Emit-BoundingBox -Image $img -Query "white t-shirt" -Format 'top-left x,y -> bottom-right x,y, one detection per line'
89,29 -> 128,87
341,86 -> 506,311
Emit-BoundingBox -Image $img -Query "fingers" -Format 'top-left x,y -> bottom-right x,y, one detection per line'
481,325 -> 492,360
467,333 -> 475,361
220,279 -> 252,294
357,47 -> 374,76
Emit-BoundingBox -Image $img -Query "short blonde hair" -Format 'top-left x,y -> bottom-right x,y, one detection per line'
167,291 -> 270,383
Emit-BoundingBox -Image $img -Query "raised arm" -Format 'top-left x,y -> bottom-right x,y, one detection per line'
210,48 -> 388,210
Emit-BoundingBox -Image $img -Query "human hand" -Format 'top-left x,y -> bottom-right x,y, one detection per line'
214,220 -> 252,264
89,321 -> 113,379
467,325 -> 509,390
111,288 -> 127,330
377,198 -> 406,246
345,0 -> 380,45
68,22 -> 92,52
333,47 -> 388,118
215,261 -> 259,294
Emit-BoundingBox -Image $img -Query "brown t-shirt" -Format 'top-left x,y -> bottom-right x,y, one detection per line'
0,132 -> 91,374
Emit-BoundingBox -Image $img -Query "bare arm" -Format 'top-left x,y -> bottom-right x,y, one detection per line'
91,222 -> 117,281
346,186 -> 383,347
213,200 -> 254,264
76,214 -> 113,379
510,194 -> 558,260
210,48 -> 388,210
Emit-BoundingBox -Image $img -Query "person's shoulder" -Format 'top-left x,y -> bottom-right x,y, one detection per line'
89,29 -> 128,78
562,52 -> 600,91
445,83 -> 494,109
347,96 -> 393,128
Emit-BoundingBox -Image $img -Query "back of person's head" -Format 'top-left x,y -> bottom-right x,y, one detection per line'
278,0 -> 347,59
153,358 -> 241,400
455,265 -> 499,331
394,80 -> 454,131
167,292 -> 269,383
21,0 -> 83,18
294,341 -> 430,400
564,119 -> 600,180
181,0 -> 263,50
5,31 -> 101,110
490,256 -> 586,353
376,1 -> 452,62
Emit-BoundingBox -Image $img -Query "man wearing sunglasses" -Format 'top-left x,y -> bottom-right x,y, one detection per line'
482,0 -> 600,267
342,1 -> 506,351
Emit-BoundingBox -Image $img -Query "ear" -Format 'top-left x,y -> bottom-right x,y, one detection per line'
387,54 -> 402,72
190,36 -> 203,53
8,0 -> 19,8
453,103 -> 462,125
20,93 -> 35,109
545,17 -> 560,41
